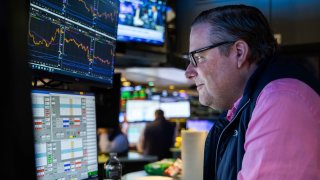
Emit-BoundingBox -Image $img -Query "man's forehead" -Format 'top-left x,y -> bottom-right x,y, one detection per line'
190,23 -> 212,51
190,23 -> 212,39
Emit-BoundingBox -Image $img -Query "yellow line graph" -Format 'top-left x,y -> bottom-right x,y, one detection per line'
77,0 -> 116,22
64,37 -> 93,63
29,28 -> 111,64
29,28 -> 63,47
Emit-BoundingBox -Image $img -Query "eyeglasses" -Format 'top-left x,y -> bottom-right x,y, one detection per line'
188,41 -> 235,67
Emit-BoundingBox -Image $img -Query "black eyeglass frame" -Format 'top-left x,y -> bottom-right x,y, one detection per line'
188,41 -> 235,67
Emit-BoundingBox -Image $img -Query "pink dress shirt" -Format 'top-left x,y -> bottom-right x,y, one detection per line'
227,78 -> 320,180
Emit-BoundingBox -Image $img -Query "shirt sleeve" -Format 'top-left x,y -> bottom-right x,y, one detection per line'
237,79 -> 320,180
106,134 -> 128,153
99,133 -> 109,153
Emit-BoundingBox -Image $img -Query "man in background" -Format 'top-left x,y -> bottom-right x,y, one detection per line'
137,109 -> 175,160
98,125 -> 129,157
185,4 -> 320,180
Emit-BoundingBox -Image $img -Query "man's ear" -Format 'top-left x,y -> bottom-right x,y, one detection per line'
234,40 -> 249,68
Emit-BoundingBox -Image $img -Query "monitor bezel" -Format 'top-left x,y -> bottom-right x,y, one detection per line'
31,68 -> 114,88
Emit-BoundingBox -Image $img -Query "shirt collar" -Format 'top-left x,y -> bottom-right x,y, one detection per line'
226,96 -> 242,121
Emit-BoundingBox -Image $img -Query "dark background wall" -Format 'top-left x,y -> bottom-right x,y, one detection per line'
2,0 -> 37,179
91,73 -> 121,128
175,0 -> 320,52
173,0 -> 320,76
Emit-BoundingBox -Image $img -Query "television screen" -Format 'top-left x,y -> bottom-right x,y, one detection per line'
31,89 -> 98,179
186,120 -> 215,132
28,0 -> 120,86
126,100 -> 160,122
160,101 -> 190,118
117,0 -> 166,45
119,112 -> 125,123
127,122 -> 147,145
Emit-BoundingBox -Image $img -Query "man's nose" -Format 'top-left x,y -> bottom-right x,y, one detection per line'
185,63 -> 197,80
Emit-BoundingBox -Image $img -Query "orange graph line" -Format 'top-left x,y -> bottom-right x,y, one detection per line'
96,11 -> 116,22
77,0 -> 92,14
65,38 -> 111,64
94,56 -> 109,64
77,0 -> 116,22
64,37 -> 93,63
29,29 -> 111,64
29,28 -> 62,47
93,54 -> 111,64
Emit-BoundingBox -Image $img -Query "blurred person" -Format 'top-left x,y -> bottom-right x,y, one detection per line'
120,120 -> 129,136
185,5 -> 320,180
137,109 -> 175,160
133,4 -> 143,26
151,6 -> 163,26
120,112 -> 129,136
98,126 -> 129,157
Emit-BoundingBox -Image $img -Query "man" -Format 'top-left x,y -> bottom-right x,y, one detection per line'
185,5 -> 320,180
98,126 -> 129,157
137,109 -> 175,160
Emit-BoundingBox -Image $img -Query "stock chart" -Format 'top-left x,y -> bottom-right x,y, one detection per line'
28,0 -> 119,85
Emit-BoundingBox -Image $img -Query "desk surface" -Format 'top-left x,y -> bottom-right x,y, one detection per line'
122,170 -> 175,180
119,152 -> 158,162
98,151 -> 158,164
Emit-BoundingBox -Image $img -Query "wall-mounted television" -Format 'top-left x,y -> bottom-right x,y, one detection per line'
28,0 -> 120,86
126,100 -> 160,122
186,119 -> 215,132
127,122 -> 147,145
126,99 -> 191,121
160,101 -> 191,118
117,0 -> 166,45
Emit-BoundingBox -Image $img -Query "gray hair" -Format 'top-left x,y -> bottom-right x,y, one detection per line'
192,5 -> 278,64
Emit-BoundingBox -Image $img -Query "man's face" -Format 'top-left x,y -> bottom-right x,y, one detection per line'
185,23 -> 243,111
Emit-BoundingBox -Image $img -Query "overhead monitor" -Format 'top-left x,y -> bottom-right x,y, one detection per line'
28,0 -> 120,86
160,101 -> 191,118
126,100 -> 160,122
186,119 -> 215,132
31,89 -> 98,179
117,0 -> 166,45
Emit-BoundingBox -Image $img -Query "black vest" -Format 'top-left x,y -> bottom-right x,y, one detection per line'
203,56 -> 320,180
143,119 -> 175,160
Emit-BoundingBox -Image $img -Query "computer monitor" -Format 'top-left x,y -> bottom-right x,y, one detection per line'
126,100 -> 160,122
127,122 -> 147,145
160,101 -> 191,118
31,89 -> 98,179
186,119 -> 215,132
119,112 -> 125,123
28,0 -> 120,86
117,0 -> 166,45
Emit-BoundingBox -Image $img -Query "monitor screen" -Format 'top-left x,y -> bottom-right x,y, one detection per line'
119,112 -> 125,123
117,0 -> 166,45
28,0 -> 120,86
126,100 -> 160,122
186,120 -> 215,132
160,101 -> 190,118
32,89 -> 98,179
127,122 -> 147,145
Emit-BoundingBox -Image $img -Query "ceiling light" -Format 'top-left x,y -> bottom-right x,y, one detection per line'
122,81 -> 131,87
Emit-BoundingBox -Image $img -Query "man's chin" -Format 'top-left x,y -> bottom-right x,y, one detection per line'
199,96 -> 210,107
198,96 -> 223,113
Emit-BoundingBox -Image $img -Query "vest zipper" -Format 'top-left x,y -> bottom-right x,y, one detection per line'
214,98 -> 251,179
